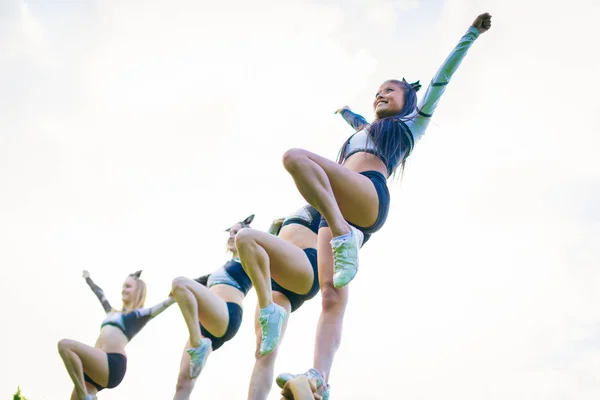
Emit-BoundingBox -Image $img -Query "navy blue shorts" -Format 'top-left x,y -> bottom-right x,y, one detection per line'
199,302 -> 243,351
319,170 -> 390,243
271,248 -> 320,312
84,352 -> 127,391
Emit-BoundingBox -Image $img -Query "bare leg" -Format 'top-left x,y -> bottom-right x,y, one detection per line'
171,277 -> 229,347
58,339 -> 109,400
312,228 -> 348,382
282,148 -> 379,237
247,293 -> 291,400
236,228 -> 314,309
70,383 -> 97,400
173,339 -> 197,400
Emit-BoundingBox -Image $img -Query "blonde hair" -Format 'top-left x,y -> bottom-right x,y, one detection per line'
122,277 -> 147,312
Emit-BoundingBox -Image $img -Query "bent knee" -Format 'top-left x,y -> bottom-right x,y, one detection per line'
172,276 -> 189,291
57,338 -> 73,353
320,283 -> 346,311
282,148 -> 309,170
235,227 -> 257,248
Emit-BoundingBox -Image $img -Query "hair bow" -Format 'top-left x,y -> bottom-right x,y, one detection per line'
129,270 -> 143,278
225,214 -> 255,232
402,78 -> 421,92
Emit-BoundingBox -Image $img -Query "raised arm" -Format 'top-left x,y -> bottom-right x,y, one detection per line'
409,13 -> 492,141
335,106 -> 369,131
83,270 -> 114,314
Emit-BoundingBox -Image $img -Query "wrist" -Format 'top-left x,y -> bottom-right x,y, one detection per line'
468,25 -> 481,37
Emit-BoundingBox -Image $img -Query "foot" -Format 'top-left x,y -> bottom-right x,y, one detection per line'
187,337 -> 212,379
84,395 -> 97,400
332,226 -> 364,288
259,303 -> 287,355
276,368 -> 330,400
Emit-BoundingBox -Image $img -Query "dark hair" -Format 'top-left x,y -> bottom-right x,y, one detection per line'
337,79 -> 419,177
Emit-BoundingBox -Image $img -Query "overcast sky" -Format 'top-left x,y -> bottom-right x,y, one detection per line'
1,0 -> 599,399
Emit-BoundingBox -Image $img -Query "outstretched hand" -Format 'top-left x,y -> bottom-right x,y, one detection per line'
472,12 -> 492,33
82,270 -> 90,279
334,105 -> 350,114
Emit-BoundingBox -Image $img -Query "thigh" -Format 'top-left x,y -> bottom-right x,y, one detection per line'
304,150 -> 380,228
250,229 -> 316,295
62,339 -> 110,388
180,277 -> 230,337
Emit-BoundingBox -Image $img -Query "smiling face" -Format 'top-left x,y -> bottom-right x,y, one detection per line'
226,222 -> 243,254
373,80 -> 406,119
121,276 -> 137,305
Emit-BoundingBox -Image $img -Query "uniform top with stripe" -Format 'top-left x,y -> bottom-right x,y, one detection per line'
85,277 -> 174,342
338,26 -> 481,176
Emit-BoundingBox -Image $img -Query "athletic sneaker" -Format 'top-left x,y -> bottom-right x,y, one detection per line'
259,303 -> 287,355
276,368 -> 330,400
332,226 -> 364,288
187,337 -> 212,379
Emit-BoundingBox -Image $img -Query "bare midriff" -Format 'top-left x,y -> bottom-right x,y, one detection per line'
209,283 -> 245,307
342,151 -> 388,178
279,224 -> 317,250
94,324 -> 129,355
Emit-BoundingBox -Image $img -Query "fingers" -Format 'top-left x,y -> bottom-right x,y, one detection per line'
481,16 -> 492,29
281,382 -> 293,398
472,12 -> 492,32
280,376 -> 322,400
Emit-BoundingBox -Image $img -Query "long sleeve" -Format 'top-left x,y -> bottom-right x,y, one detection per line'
338,109 -> 369,131
85,277 -> 113,314
408,26 -> 481,142
138,297 -> 176,319
119,297 -> 176,341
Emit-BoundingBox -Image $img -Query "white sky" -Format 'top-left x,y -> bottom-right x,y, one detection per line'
1,0 -> 599,399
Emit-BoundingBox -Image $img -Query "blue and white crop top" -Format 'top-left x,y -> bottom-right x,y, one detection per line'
205,258 -> 253,295
281,205 -> 321,234
339,26 -> 482,175
85,277 -> 174,341
100,298 -> 174,341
